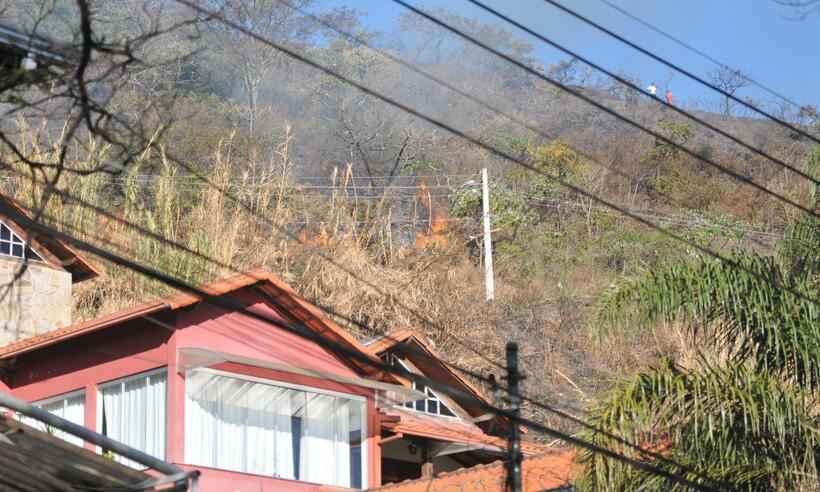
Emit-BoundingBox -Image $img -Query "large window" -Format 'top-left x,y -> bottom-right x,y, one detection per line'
185,369 -> 367,489
99,369 -> 167,467
389,354 -> 456,418
18,391 -> 85,447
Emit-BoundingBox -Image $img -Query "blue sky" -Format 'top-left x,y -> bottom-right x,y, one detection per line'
319,0 -> 820,111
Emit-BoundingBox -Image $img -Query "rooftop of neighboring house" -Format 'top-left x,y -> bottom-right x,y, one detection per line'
368,449 -> 576,492
0,193 -> 99,283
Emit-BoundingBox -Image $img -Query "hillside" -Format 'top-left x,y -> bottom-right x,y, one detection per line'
2,0 -> 819,452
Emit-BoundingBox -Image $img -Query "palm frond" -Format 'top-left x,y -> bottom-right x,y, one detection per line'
577,359 -> 820,491
595,254 -> 820,388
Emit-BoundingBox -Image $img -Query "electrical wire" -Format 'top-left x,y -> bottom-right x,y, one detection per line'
465,0 -> 819,188
594,0 -> 805,111
538,0 -> 820,145
0,199 -> 727,492
390,0 -> 820,221
172,0 -> 820,311
270,0 -> 783,251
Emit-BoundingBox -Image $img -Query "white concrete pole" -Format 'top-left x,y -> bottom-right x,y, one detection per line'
482,168 -> 495,302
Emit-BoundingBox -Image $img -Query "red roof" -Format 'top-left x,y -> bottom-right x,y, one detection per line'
380,409 -> 547,457
0,193 -> 100,282
0,268 -> 381,372
366,329 -> 492,410
369,449 -> 575,491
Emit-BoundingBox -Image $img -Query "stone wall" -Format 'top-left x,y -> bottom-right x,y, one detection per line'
0,258 -> 71,346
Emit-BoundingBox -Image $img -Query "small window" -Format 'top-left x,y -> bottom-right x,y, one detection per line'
390,354 -> 458,418
0,221 -> 44,262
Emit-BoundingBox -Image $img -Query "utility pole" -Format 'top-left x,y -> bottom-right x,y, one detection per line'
505,342 -> 522,492
482,168 -> 495,302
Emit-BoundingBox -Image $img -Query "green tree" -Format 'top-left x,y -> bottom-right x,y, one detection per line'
579,147 -> 820,491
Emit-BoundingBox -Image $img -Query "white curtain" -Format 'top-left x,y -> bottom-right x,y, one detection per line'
301,394 -> 335,485
20,393 -> 85,447
102,370 -> 167,467
333,399 -> 351,488
184,369 -> 365,487
185,371 -> 296,479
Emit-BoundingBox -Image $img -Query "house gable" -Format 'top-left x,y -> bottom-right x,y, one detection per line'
0,194 -> 99,283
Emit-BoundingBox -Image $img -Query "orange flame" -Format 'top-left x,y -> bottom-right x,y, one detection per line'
415,181 -> 449,249
298,224 -> 329,247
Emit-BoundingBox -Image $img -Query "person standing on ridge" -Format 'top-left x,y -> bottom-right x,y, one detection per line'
666,89 -> 674,105
647,82 -> 657,97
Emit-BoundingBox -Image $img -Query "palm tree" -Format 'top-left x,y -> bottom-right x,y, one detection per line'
578,150 -> 820,491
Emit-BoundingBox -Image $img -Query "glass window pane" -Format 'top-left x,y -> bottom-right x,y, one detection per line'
348,401 -> 363,489
0,225 -> 8,240
427,399 -> 439,414
102,371 -> 166,467
19,394 -> 85,447
184,371 -> 365,488
0,242 -> 9,255
440,403 -> 456,417
12,244 -> 23,257
26,248 -> 42,261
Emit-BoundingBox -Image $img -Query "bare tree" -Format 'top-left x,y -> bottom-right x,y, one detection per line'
1,1 -> 201,185
201,0 -> 318,138
709,66 -> 750,116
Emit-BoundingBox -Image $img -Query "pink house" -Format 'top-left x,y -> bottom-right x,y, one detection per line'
0,270 -> 405,491
0,268 -> 554,490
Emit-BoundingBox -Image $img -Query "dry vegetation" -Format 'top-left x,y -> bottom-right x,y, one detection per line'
2,0 -> 818,442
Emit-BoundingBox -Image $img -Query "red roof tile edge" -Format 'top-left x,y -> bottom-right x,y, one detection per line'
0,268 -> 378,364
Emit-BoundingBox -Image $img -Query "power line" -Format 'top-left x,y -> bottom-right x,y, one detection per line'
0,199 -> 726,492
538,0 -> 820,145
271,0 -> 771,240
173,0 -> 820,314
466,0 -> 819,188
594,0 -> 805,111
391,0 -> 820,221
147,3 -> 817,483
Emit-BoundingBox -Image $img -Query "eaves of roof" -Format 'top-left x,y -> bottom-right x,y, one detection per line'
0,268 -> 385,377
380,409 -> 547,457
0,193 -> 100,282
368,329 -> 493,408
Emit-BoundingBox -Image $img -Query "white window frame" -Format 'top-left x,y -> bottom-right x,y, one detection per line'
185,367 -> 369,488
96,367 -> 168,462
389,354 -> 458,419
21,389 -> 86,445
0,219 -> 44,262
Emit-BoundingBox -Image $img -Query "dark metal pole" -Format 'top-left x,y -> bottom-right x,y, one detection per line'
506,342 -> 522,492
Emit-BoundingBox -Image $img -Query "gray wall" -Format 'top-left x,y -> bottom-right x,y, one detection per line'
0,259 -> 72,346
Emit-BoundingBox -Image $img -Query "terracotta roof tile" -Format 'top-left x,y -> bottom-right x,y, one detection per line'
0,300 -> 166,358
0,268 -> 379,367
370,449 -> 575,491
381,409 -> 547,457
364,328 -> 416,354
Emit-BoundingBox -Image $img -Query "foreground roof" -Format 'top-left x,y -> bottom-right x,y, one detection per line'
0,269 -> 381,375
369,449 -> 575,492
0,414 -> 188,491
